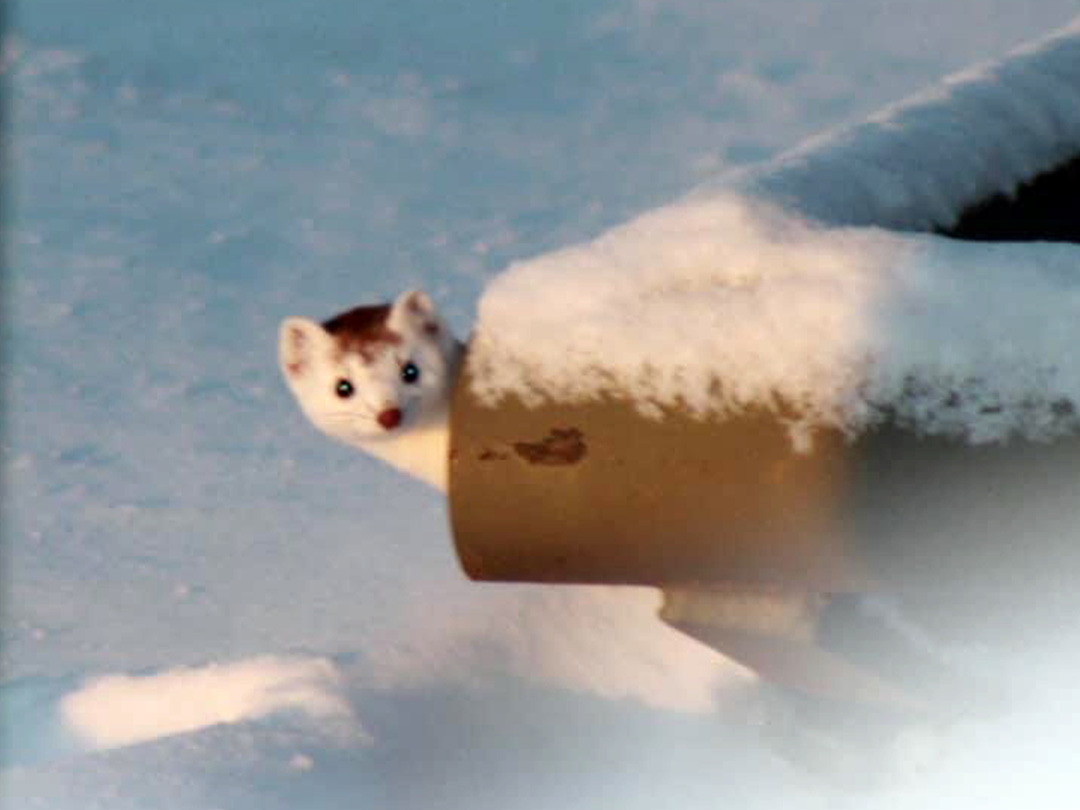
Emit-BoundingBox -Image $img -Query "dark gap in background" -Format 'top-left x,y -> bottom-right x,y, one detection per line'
940,152 -> 1080,243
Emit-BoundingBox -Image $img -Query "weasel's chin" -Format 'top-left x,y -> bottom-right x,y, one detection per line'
341,427 -> 390,444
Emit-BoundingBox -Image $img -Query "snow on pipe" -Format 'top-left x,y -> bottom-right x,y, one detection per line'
447,19 -> 1080,707
451,273 -> 1080,709
452,17 -> 1080,599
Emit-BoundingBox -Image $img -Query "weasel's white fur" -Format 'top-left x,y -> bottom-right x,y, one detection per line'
279,290 -> 462,492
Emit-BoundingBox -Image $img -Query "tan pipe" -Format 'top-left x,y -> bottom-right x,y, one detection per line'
449,355 -> 1080,646
449,362 -> 876,592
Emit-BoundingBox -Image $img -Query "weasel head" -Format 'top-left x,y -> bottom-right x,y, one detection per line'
279,289 -> 458,446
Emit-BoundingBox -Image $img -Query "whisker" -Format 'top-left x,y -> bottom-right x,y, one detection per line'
319,414 -> 380,427
323,407 -> 378,422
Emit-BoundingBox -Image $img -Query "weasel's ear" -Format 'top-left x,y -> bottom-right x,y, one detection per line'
388,289 -> 443,338
279,317 -> 328,383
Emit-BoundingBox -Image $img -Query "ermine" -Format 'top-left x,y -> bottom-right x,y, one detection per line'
279,289 -> 463,492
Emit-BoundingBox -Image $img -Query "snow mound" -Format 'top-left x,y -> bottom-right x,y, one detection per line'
60,656 -> 355,752
470,194 -> 1080,445
722,15 -> 1080,229
368,586 -> 749,714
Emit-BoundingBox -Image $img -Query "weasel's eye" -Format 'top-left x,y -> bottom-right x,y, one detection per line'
401,361 -> 421,385
335,379 -> 354,399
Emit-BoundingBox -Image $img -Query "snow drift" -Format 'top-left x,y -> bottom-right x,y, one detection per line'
60,657 -> 355,752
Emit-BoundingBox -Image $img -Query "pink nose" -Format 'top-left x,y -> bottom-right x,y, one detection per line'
377,407 -> 402,431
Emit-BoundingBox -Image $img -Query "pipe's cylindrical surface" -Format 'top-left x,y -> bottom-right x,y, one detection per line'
449,358 -> 1080,641
448,360 -> 875,593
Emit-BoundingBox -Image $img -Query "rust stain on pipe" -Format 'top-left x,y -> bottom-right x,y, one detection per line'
513,428 -> 588,466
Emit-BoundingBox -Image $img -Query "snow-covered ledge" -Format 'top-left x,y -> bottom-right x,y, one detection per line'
470,195 -> 1080,448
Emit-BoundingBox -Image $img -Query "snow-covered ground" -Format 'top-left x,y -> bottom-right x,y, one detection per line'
5,1 -> 1080,807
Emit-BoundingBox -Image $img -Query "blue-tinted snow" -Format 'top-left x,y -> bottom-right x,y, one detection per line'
6,0 -> 1080,807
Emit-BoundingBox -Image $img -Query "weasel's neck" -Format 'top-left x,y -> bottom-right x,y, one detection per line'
352,341 -> 463,494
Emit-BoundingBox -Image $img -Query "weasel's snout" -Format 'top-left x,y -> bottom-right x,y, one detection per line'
377,407 -> 403,431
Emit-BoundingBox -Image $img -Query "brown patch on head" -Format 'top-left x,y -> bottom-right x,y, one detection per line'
323,303 -> 401,362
